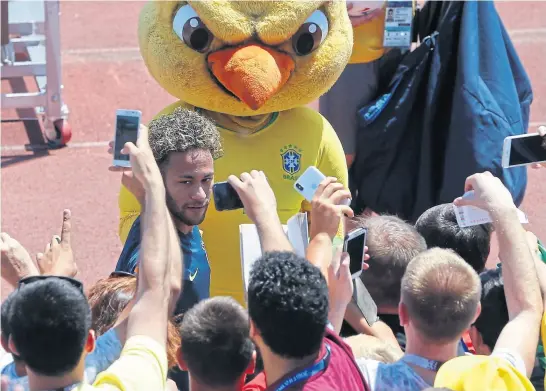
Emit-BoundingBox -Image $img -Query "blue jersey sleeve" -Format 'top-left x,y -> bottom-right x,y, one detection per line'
115,217 -> 142,273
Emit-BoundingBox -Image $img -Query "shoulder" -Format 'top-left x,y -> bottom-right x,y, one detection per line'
92,336 -> 168,389
280,107 -> 337,136
243,372 -> 267,391
491,348 -> 527,375
154,101 -> 195,119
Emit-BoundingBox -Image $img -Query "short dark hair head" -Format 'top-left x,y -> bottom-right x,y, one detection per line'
148,107 -> 223,168
415,204 -> 493,273
180,296 -> 253,387
348,215 -> 427,308
248,251 -> 329,359
1,291 -> 16,338
9,278 -> 92,376
473,268 -> 508,350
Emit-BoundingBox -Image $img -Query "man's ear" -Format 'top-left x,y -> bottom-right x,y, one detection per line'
471,302 -> 482,325
7,335 -> 19,357
176,347 -> 188,371
245,350 -> 257,375
398,301 -> 409,327
1,335 -> 11,354
249,320 -> 258,339
85,330 -> 96,354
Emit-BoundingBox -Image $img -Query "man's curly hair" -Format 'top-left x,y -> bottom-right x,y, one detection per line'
148,107 -> 223,166
248,251 -> 329,359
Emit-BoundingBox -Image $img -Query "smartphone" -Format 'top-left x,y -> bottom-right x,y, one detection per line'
113,109 -> 142,168
294,166 -> 326,201
502,133 -> 546,168
343,227 -> 367,279
213,181 -> 244,211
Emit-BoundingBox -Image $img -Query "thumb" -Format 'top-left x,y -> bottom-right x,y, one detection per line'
60,210 -> 72,245
121,142 -> 138,156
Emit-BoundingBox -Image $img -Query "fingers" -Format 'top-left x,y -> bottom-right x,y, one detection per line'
321,182 -> 345,199
538,125 -> 546,138
109,166 -> 131,173
339,205 -> 355,218
60,209 -> 71,245
107,140 -> 114,155
240,172 -> 252,182
227,174 -> 243,191
330,189 -> 352,205
315,177 -> 338,198
36,252 -> 44,263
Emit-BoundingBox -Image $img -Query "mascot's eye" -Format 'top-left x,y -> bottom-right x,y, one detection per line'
173,4 -> 213,53
292,10 -> 329,56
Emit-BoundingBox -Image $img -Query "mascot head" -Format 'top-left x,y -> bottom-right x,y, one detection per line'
138,1 -> 354,116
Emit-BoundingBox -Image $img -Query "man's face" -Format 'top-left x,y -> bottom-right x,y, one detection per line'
162,149 -> 214,227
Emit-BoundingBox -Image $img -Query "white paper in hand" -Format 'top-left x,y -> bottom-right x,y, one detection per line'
453,191 -> 528,228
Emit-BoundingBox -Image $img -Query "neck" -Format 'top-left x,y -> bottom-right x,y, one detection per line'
189,376 -> 244,391
377,305 -> 398,315
262,348 -> 320,386
14,359 -> 26,377
28,366 -> 84,391
175,220 -> 193,235
403,334 -> 460,384
200,109 -> 273,135
404,338 -> 459,363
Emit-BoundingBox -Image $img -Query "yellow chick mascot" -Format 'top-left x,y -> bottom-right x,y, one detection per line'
119,1 -> 360,305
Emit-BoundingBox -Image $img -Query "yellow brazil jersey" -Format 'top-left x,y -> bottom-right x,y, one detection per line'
118,102 -> 348,305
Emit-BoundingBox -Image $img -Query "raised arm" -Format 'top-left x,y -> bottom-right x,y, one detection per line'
454,172 -> 543,376
228,170 -> 293,253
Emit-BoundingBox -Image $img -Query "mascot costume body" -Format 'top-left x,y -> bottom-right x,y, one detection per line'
118,1 -> 387,305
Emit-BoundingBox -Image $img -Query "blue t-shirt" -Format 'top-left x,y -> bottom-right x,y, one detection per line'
115,217 -> 211,316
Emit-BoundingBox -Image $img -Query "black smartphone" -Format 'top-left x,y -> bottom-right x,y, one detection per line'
343,228 -> 367,278
212,181 -> 244,211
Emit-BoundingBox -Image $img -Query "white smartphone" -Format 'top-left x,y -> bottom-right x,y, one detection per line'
343,227 -> 367,279
502,133 -> 546,168
113,109 -> 142,168
294,166 -> 326,201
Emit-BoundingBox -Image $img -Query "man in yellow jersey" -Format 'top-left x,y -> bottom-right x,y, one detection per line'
118,103 -> 348,306
319,1 -> 388,168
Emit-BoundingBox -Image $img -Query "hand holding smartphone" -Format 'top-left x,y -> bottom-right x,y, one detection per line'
502,132 -> 546,168
113,109 -> 142,168
343,228 -> 368,279
293,166 -> 351,206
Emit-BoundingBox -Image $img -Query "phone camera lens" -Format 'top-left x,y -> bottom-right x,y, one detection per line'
296,183 -> 304,191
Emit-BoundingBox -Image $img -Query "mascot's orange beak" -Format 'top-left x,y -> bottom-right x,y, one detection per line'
208,44 -> 295,110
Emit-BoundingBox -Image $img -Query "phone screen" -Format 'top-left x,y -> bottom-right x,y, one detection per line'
509,134 -> 546,166
213,182 -> 244,211
114,115 -> 140,161
346,229 -> 367,276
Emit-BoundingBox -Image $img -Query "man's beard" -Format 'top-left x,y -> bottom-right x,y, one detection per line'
166,189 -> 208,227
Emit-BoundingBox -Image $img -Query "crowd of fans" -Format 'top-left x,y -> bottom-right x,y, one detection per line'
1,109 -> 545,391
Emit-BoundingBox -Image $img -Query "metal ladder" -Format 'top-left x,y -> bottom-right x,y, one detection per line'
1,0 -> 71,147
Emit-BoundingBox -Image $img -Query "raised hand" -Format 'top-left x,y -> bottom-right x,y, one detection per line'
0,233 -> 38,287
36,209 -> 77,277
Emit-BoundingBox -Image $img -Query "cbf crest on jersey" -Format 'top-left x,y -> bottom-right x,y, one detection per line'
280,145 -> 303,180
